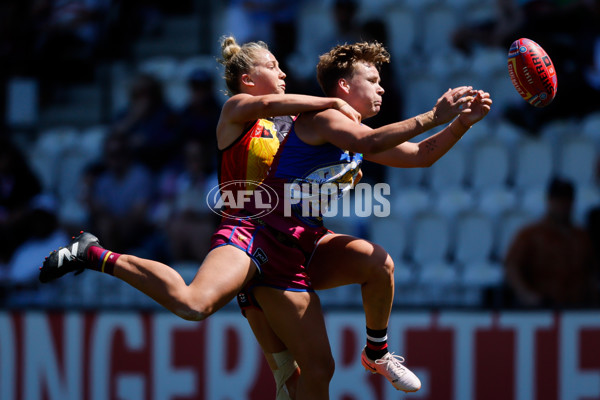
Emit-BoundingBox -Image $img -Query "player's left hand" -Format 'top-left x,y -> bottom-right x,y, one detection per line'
432,86 -> 476,124
457,90 -> 492,127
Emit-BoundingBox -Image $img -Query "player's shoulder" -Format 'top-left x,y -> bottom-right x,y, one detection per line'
298,108 -> 345,125
222,93 -> 251,111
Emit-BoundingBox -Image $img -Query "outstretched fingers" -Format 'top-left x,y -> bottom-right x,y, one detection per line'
447,86 -> 475,102
460,90 -> 493,124
433,86 -> 475,124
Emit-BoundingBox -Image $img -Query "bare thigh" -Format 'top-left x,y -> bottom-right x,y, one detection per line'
186,245 -> 258,316
307,233 -> 391,290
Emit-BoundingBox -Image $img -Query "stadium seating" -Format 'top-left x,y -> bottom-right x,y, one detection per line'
453,211 -> 494,265
512,138 -> 554,191
467,138 -> 510,191
557,135 -> 597,187
581,111 -> 600,149
408,211 -> 450,265
424,143 -> 467,192
19,0 -> 600,310
494,209 -> 534,260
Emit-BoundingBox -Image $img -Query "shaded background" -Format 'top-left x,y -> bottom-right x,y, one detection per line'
0,0 -> 599,311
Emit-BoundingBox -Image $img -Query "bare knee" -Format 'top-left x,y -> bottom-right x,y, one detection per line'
171,292 -> 216,321
302,354 -> 335,384
371,243 -> 395,279
175,307 -> 209,321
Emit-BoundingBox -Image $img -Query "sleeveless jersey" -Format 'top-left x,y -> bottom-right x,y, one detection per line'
218,115 -> 293,192
254,124 -> 363,234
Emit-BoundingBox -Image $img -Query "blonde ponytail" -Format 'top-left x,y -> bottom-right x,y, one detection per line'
218,35 -> 269,95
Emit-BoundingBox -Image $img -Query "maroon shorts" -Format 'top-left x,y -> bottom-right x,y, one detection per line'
210,217 -> 328,292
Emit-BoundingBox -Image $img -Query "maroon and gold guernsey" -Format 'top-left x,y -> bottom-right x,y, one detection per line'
218,116 -> 293,191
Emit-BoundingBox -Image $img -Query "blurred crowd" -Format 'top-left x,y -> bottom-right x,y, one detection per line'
0,0 -> 599,309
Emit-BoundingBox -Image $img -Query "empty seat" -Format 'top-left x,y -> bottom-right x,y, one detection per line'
467,139 -> 510,190
385,165 -> 425,189
424,144 -> 467,191
477,187 -> 518,220
461,260 -> 504,287
540,119 -> 579,160
408,211 -> 450,265
453,211 -> 494,264
433,187 -> 475,221
318,284 -> 363,307
581,111 -> 600,149
494,209 -> 533,260
390,187 -> 431,223
417,260 -> 458,286
367,215 -> 416,286
456,116 -> 493,148
393,259 -> 415,286
494,120 -> 527,147
513,138 -> 554,191
368,215 -> 405,261
519,186 -> 547,220
557,136 -> 597,187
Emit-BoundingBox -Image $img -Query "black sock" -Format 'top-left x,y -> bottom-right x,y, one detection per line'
365,327 -> 388,360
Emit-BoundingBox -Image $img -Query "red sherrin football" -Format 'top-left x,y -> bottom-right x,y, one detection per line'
507,38 -> 558,107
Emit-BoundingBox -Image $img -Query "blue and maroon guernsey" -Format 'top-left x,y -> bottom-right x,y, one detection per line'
251,124 -> 362,237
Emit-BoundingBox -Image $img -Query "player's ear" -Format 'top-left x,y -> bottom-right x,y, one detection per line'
241,74 -> 255,88
338,78 -> 350,94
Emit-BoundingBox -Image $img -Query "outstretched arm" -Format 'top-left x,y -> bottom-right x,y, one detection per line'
217,93 -> 361,149
413,86 -> 476,131
222,93 -> 361,124
296,86 -> 477,154
363,91 -> 492,167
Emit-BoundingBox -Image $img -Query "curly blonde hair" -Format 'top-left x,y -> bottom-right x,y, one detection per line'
316,42 -> 390,96
219,36 -> 270,95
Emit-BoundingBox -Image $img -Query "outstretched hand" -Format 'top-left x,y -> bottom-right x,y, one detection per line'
457,90 -> 492,126
337,102 -> 362,124
432,86 -> 476,124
